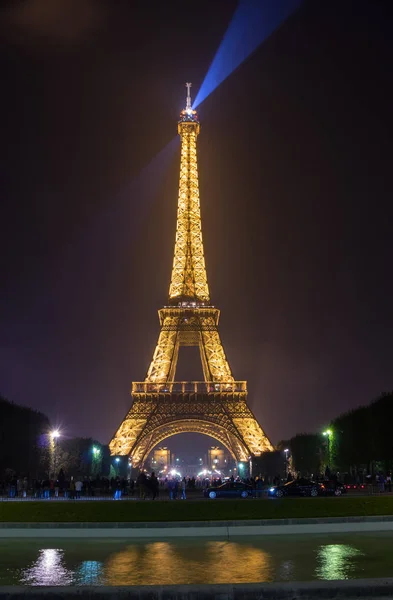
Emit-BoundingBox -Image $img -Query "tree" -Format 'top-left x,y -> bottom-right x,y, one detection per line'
0,396 -> 51,478
287,433 -> 321,476
331,392 -> 393,471
57,437 -> 107,477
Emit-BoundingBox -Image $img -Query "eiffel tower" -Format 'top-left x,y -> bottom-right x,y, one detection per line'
109,84 -> 273,468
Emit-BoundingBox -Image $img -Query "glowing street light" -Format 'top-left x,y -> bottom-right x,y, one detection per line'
92,446 -> 101,456
284,448 -> 289,476
49,430 -> 61,480
322,430 -> 332,467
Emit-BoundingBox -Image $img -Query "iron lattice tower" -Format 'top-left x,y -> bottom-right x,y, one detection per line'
109,84 -> 273,467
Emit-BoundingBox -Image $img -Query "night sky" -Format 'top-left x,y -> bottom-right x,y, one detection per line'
1,0 -> 392,452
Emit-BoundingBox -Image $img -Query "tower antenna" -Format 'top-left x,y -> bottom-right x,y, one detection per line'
185,82 -> 192,110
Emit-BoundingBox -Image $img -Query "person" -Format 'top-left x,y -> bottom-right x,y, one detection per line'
167,478 -> 175,500
75,478 -> 83,499
387,473 -> 392,493
69,478 -> 75,500
11,476 -> 18,498
150,472 -> 159,500
137,471 -> 147,499
256,477 -> 263,498
58,469 -> 65,491
34,479 -> 42,498
42,479 -> 50,499
114,478 -> 122,500
181,477 -> 187,500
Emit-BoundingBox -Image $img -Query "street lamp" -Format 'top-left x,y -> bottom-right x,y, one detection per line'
323,430 -> 332,467
49,430 -> 61,479
284,448 -> 289,477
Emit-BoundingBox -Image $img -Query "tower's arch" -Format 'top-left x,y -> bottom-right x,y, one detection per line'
129,418 -> 250,468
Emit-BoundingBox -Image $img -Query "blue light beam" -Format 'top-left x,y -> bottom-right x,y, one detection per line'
193,0 -> 302,109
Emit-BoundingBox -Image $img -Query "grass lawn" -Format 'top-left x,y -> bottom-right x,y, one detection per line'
1,496 -> 393,523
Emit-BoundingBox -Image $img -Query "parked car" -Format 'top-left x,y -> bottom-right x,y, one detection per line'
323,480 -> 347,496
204,481 -> 253,499
268,478 -> 323,498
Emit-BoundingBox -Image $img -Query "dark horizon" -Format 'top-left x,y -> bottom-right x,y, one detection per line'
1,0 -> 392,453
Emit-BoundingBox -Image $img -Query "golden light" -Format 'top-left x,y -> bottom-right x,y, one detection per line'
108,84 -> 273,467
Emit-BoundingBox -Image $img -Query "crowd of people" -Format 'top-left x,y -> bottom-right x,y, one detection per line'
0,468 -> 392,500
0,470 -> 210,500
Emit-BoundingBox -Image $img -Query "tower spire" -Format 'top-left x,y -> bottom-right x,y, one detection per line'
169,82 -> 209,304
185,82 -> 192,111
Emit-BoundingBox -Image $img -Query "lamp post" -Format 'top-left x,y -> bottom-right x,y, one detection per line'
92,446 -> 101,476
50,429 -> 61,480
322,429 -> 332,468
284,448 -> 289,477
115,457 -> 120,476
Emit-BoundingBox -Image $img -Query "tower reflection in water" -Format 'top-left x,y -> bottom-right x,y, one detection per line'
105,541 -> 272,585
16,540 -> 367,585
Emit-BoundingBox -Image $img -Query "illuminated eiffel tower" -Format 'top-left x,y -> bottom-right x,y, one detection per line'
109,84 -> 273,468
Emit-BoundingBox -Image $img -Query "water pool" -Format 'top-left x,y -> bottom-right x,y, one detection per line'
1,533 -> 393,585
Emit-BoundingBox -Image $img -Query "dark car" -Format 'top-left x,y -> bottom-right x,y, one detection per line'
268,478 -> 323,498
204,481 -> 253,499
323,480 -> 347,496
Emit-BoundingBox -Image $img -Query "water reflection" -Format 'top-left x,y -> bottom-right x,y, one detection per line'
315,545 -> 364,580
278,560 -> 295,581
77,561 -> 104,585
206,541 -> 273,583
104,540 -> 272,585
20,549 -> 73,586
4,535 -> 388,587
104,546 -> 140,585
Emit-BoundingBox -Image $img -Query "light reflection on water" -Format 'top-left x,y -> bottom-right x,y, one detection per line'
20,549 -> 73,586
2,534 -> 393,586
77,561 -> 104,585
105,541 -> 272,585
315,545 -> 364,580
